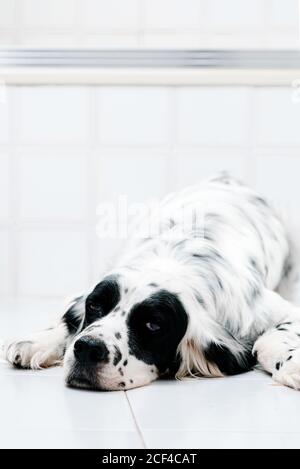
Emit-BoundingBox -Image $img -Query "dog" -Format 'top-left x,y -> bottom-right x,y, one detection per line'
4,173 -> 300,391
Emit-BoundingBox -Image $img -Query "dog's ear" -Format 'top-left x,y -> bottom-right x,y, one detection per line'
176,338 -> 255,379
176,338 -> 224,379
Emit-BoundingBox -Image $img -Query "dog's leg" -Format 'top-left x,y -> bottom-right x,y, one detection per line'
253,290 -> 300,390
3,296 -> 85,370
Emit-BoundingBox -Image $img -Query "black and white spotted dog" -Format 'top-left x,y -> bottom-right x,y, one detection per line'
4,174 -> 300,391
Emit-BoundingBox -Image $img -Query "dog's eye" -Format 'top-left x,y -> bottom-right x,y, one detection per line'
145,322 -> 161,332
87,302 -> 98,312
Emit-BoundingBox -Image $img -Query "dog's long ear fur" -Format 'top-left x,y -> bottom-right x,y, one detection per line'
176,336 -> 256,379
176,338 -> 224,379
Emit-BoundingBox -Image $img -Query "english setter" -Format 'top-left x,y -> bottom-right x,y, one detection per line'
4,174 -> 300,391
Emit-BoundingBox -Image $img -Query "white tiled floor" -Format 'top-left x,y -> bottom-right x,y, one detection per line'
1,299 -> 300,449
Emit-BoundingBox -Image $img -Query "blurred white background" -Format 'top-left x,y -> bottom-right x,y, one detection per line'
0,1 -> 299,301
0,0 -> 298,49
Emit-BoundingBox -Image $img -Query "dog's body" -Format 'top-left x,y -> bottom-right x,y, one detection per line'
5,174 -> 300,391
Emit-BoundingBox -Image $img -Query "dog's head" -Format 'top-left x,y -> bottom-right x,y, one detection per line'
64,274 -> 188,390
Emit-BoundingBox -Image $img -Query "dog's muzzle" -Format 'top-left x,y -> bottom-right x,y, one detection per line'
66,336 -> 109,390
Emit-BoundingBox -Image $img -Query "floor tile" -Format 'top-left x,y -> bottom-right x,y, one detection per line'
127,376 -> 300,433
1,429 -> 142,449
0,373 -> 136,432
143,430 -> 300,449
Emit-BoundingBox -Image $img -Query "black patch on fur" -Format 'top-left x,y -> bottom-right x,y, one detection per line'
277,327 -> 287,332
127,290 -> 188,375
113,346 -> 122,366
287,355 -> 293,361
63,297 -> 84,334
123,360 -> 128,366
276,362 -> 281,370
115,332 -> 121,340
205,343 -> 256,376
84,275 -> 120,328
118,382 -> 126,388
118,367 -> 124,376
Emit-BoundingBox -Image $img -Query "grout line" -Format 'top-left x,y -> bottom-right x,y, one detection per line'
87,85 -> 99,286
244,86 -> 257,186
125,392 -> 147,449
9,85 -> 20,297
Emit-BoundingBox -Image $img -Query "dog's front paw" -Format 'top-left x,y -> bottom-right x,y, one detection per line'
273,349 -> 300,391
5,334 -> 62,370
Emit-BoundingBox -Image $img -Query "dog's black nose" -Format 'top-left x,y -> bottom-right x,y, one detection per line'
74,337 -> 109,364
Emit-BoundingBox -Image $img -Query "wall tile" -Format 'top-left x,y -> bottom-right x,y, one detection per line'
142,33 -> 204,49
175,149 -> 246,190
83,34 -> 139,49
256,152 -> 300,226
206,0 -> 265,29
18,33 -> 76,47
144,0 -> 201,30
18,87 -> 89,144
19,230 -> 89,297
0,154 -> 10,220
0,231 -> 12,295
20,0 -> 75,28
177,87 -> 250,146
256,88 -> 300,146
0,0 -> 16,28
81,0 -> 139,30
267,0 -> 299,28
93,237 -> 126,282
264,33 -> 299,49
97,87 -> 170,145
0,32 -> 16,46
97,150 -> 168,205
202,33 -> 266,49
0,96 -> 9,143
19,151 -> 88,221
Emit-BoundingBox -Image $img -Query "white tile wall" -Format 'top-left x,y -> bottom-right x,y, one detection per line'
81,0 -> 140,30
0,231 -> 12,295
17,87 -> 89,145
177,87 -> 250,146
144,0 -> 202,30
267,0 -> 299,28
0,99 -> 10,144
256,88 -> 300,146
19,151 -> 88,221
175,149 -> 247,189
0,0 -> 16,28
0,84 -> 300,300
0,154 -> 10,220
97,87 -> 171,146
20,0 -> 75,28
206,0 -> 265,29
19,230 -> 89,297
0,0 -> 298,49
255,150 -> 300,231
97,149 -> 169,204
